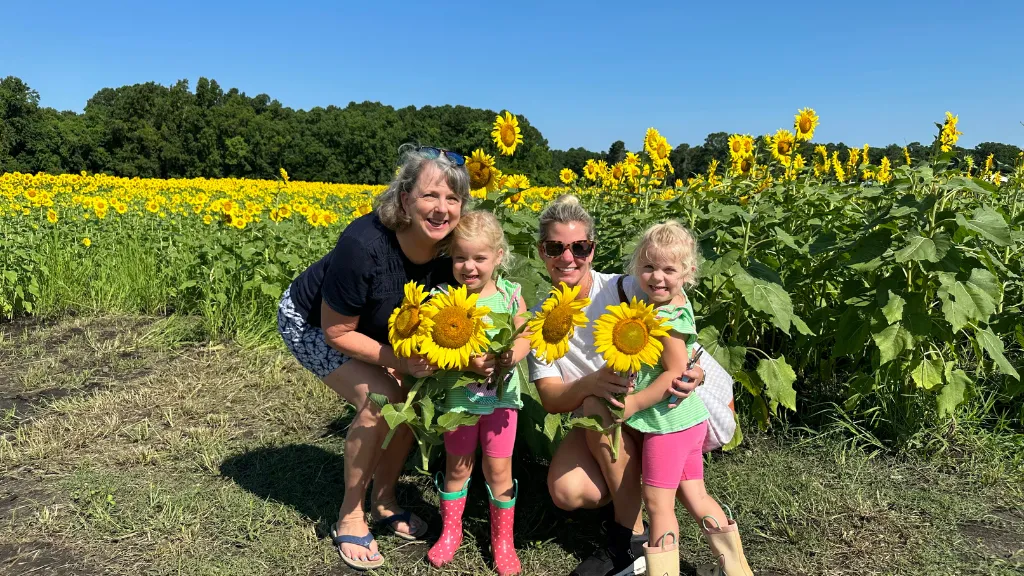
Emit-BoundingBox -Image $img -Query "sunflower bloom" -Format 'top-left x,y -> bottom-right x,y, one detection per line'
46,209 -> 58,224
832,151 -> 846,182
940,111 -> 962,152
769,129 -> 796,165
419,284 -> 491,370
559,168 -> 578,184
583,159 -> 599,181
388,282 -> 433,358
794,108 -> 819,141
491,111 -> 524,156
593,298 -> 668,374
904,147 -> 912,166
82,237 -> 92,247
876,156 -> 893,184
467,149 -> 500,191
528,283 -> 590,363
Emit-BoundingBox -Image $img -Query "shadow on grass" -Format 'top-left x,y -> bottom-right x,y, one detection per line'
219,437 -> 611,572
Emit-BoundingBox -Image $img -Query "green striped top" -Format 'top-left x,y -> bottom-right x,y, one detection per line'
433,277 -> 525,415
625,297 -> 709,434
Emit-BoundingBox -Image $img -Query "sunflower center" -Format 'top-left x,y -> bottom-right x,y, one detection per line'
541,305 -> 575,343
394,306 -> 421,338
741,158 -> 753,173
432,306 -> 475,349
612,319 -> 648,355
777,140 -> 792,155
799,117 -> 812,133
500,124 -> 516,146
510,192 -> 522,203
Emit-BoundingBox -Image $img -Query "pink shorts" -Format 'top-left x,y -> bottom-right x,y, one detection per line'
443,408 -> 518,458
641,420 -> 708,489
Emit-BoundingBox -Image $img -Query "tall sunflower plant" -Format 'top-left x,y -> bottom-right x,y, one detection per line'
371,282 -> 493,471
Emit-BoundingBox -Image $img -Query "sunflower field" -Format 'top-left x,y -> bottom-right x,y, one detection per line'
1,110 -> 1022,449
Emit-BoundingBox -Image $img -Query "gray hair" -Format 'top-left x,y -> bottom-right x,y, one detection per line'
537,194 -> 595,242
375,145 -> 471,231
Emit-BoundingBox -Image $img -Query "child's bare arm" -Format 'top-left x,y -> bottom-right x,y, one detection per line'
623,332 -> 691,419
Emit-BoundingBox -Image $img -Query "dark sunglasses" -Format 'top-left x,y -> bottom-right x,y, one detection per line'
418,146 -> 466,166
542,240 -> 595,259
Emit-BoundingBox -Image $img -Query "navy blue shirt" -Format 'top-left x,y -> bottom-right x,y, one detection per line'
289,213 -> 454,344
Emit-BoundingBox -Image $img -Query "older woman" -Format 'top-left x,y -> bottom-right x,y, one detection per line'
277,146 -> 469,570
528,195 -> 730,576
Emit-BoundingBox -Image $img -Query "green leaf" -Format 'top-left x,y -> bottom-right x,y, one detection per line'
380,404 -> 409,431
435,412 -> 480,432
1015,324 -> 1024,349
773,227 -> 802,252
832,307 -> 871,358
756,355 -> 797,413
565,415 -> 608,433
846,229 -> 893,270
911,358 -> 944,391
881,291 -> 905,325
734,370 -> 761,397
936,366 -> 970,417
895,231 -> 940,263
960,206 -> 1011,246
871,323 -> 913,365
543,413 -> 562,442
732,266 -> 795,335
721,414 -> 742,451
792,316 -> 815,336
938,269 -> 999,332
697,327 -> 746,373
368,393 -> 391,408
976,327 -> 1020,381
419,397 -> 435,430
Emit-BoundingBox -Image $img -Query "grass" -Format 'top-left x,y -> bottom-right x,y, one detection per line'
0,314 -> 1022,575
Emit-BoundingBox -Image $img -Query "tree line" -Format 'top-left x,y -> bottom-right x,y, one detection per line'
1,76 -> 1020,186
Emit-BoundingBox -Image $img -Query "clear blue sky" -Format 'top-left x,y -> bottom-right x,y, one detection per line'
4,0 -> 1023,152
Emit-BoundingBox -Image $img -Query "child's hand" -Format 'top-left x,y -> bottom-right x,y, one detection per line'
498,349 -> 515,368
468,353 -> 496,377
667,364 -> 704,408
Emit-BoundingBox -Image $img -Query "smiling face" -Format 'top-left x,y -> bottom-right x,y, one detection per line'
637,249 -> 690,305
401,162 -> 462,244
540,221 -> 593,289
451,236 -> 502,293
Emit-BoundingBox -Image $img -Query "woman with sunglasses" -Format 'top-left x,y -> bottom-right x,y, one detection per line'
277,145 -> 469,570
528,195 -> 728,576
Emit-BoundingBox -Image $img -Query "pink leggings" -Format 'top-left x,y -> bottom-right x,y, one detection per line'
443,408 -> 518,458
642,420 -> 708,489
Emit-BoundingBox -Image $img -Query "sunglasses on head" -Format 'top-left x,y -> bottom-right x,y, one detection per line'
418,146 -> 466,166
541,240 -> 595,259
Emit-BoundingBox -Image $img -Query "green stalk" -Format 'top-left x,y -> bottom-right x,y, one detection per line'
381,377 -> 424,450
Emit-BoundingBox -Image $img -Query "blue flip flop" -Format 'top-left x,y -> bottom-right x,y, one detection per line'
373,509 -> 427,541
330,524 -> 384,570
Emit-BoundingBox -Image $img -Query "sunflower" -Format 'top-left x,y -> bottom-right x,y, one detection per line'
467,149 -> 499,191
728,134 -> 746,159
506,174 -> 530,190
82,237 -> 92,248
903,147 -> 911,166
643,128 -> 662,157
491,111 -> 524,156
625,152 -> 641,166
940,111 -> 962,152
769,129 -> 796,165
877,156 -> 893,184
559,168 -> 578,184
583,159 -> 599,181
794,108 -> 819,141
419,284 -> 491,370
388,282 -> 433,358
593,298 -> 668,374
527,283 -> 590,363
46,209 -> 58,224
731,154 -> 754,177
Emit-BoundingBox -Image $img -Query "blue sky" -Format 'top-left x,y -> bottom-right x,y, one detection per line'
4,0 -> 1023,152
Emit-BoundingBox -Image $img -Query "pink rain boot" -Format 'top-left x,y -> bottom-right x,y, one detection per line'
427,474 -> 470,568
487,481 -> 521,576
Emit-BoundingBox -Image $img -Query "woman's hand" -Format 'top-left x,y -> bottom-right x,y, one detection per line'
667,364 -> 704,408
585,366 -> 634,408
468,353 -> 496,377
397,354 -> 437,379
